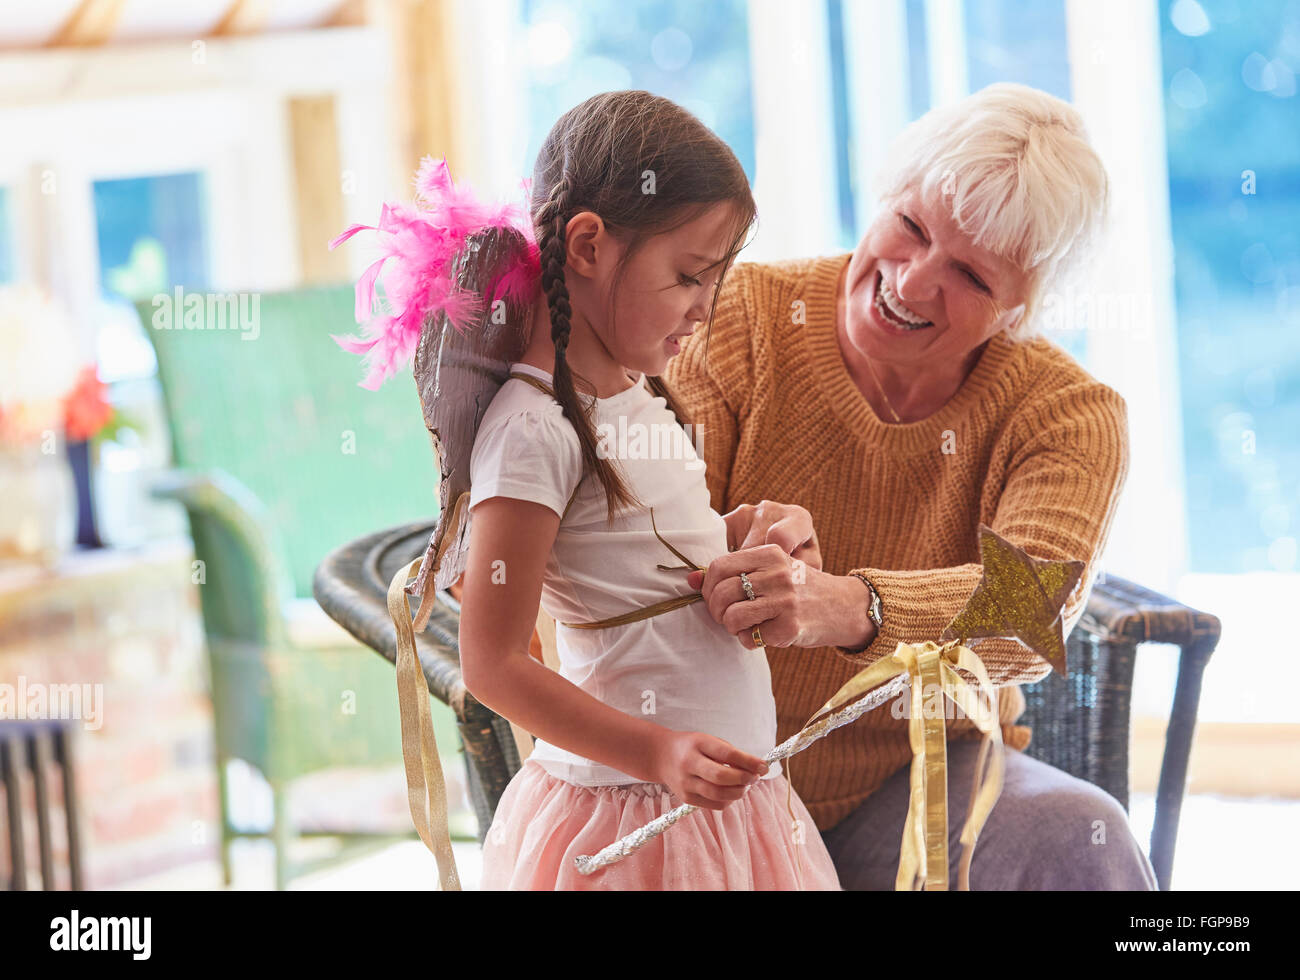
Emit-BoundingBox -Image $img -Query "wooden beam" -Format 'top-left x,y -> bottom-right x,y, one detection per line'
376,0 -> 466,186
288,94 -> 349,284
327,0 -> 372,28
2,29 -> 389,106
49,0 -> 127,47
212,0 -> 274,37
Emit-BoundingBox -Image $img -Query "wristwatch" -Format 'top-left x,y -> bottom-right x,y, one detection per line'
843,571 -> 883,653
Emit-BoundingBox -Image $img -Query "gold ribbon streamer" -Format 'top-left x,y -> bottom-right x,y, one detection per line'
794,640 -> 1004,891
944,645 -> 1005,890
410,490 -> 469,632
388,557 -> 461,891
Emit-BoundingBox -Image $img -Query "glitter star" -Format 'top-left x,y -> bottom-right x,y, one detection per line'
940,524 -> 1086,676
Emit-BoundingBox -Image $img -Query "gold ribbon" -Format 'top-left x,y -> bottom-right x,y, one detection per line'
410,490 -> 469,632
792,640 -> 1004,891
559,507 -> 723,629
388,557 -> 461,891
560,591 -> 704,629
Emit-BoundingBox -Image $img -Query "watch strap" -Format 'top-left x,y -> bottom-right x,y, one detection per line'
841,570 -> 883,654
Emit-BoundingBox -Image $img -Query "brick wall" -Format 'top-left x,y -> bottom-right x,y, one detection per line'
0,540 -> 217,888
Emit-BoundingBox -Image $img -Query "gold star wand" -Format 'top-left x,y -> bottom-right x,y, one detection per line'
942,523 -> 1086,676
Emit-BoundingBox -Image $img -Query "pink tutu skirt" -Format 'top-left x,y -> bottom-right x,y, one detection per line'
480,758 -> 842,890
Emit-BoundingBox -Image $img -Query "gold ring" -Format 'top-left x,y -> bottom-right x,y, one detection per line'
751,625 -> 764,647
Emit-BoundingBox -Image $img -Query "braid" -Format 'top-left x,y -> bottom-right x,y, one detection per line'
535,173 -> 641,525
539,175 -> 575,383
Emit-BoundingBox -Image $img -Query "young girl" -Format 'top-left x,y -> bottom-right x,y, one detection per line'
460,90 -> 841,890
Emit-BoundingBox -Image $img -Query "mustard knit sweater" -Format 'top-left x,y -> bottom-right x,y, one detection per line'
662,252 -> 1130,832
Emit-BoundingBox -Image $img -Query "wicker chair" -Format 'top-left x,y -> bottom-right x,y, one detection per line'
136,286 -> 446,888
314,520 -> 1220,890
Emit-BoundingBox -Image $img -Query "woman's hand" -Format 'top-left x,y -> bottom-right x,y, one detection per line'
648,729 -> 768,810
685,545 -> 876,651
720,500 -> 823,571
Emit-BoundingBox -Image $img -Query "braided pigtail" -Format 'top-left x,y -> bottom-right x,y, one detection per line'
536,174 -> 642,526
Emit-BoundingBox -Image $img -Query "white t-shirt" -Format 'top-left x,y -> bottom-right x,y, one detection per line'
467,361 -> 782,786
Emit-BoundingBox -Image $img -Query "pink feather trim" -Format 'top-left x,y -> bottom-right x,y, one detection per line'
330,156 -> 541,390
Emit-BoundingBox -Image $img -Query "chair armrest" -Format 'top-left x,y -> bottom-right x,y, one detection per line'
1081,573 -> 1222,891
150,467 -> 296,644
1080,575 -> 1222,651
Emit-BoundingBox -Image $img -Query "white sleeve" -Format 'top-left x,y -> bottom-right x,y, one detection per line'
468,407 -> 583,519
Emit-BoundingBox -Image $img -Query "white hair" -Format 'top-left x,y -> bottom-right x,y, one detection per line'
872,82 -> 1109,341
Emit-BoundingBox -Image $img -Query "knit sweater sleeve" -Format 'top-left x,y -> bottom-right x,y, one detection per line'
836,380 -> 1131,687
661,263 -> 757,512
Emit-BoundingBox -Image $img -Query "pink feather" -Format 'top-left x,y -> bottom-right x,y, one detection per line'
331,157 -> 541,389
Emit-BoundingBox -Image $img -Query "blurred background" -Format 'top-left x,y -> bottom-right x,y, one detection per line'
0,0 -> 1295,890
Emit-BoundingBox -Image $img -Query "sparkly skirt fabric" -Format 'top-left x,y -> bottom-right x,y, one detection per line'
479,758 -> 843,890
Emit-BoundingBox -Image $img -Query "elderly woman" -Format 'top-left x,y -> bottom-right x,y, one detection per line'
663,82 -> 1157,890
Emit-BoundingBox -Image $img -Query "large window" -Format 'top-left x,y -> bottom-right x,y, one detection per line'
1159,0 -> 1300,576
517,0 -> 756,181
963,0 -> 1071,98
1156,0 -> 1300,725
91,172 -> 211,546
93,173 -> 211,382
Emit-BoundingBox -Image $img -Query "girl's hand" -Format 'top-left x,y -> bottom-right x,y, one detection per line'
720,500 -> 822,571
686,545 -> 868,651
649,730 -> 769,810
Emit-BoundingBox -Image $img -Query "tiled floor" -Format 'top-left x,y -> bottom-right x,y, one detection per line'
110,760 -> 1297,890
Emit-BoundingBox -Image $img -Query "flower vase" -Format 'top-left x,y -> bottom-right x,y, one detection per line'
66,437 -> 105,548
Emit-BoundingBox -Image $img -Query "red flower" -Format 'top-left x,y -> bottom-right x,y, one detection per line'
62,365 -> 114,442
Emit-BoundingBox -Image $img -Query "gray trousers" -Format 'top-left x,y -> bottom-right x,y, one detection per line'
819,738 -> 1159,890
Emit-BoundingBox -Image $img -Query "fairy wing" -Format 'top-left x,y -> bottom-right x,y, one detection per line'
407,225 -> 535,600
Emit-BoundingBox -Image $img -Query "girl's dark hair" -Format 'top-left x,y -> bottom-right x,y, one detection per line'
531,90 -> 756,526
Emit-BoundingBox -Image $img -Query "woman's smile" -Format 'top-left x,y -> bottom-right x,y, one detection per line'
853,266 -> 939,343
873,270 -> 934,330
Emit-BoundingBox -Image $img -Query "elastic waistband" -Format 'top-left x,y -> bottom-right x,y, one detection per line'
524,758 -> 668,797
523,757 -> 783,798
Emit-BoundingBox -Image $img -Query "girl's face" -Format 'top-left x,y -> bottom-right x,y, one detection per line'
571,202 -> 742,377
842,182 -> 1028,368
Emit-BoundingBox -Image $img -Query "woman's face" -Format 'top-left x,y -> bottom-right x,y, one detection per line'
842,181 -> 1029,368
573,203 -> 739,377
